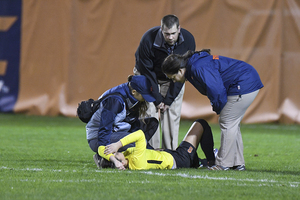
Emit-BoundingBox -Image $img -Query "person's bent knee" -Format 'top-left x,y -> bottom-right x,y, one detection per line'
195,119 -> 209,130
88,139 -> 99,153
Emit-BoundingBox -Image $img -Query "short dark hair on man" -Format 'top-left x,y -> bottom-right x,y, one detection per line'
161,15 -> 179,29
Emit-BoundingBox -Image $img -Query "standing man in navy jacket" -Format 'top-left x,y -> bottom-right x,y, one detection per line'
134,15 -> 196,150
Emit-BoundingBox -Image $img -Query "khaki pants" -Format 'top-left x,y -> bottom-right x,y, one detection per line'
134,68 -> 184,150
216,90 -> 260,167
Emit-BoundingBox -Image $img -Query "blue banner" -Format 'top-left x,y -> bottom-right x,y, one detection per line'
0,0 -> 21,112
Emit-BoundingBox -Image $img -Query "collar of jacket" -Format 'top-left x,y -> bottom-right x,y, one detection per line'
101,83 -> 139,110
153,28 -> 184,49
124,83 -> 139,109
187,51 -> 211,65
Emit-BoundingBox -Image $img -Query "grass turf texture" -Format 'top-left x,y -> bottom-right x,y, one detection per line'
0,113 -> 299,200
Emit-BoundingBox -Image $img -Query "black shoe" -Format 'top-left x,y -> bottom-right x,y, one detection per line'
232,165 -> 246,171
198,158 -> 208,168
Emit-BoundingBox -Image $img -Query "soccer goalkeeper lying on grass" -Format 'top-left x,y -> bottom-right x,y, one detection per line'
99,119 -> 216,170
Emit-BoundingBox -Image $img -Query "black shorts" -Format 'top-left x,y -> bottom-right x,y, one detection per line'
164,141 -> 200,168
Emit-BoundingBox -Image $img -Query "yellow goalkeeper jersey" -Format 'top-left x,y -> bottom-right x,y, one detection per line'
99,130 -> 174,170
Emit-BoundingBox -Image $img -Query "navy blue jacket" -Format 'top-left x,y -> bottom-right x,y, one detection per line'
135,26 -> 195,106
185,51 -> 264,114
86,83 -> 140,146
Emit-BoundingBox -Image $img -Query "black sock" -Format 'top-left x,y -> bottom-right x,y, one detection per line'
195,119 -> 215,166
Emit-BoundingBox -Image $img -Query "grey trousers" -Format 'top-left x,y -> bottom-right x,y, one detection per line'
148,81 -> 184,150
134,67 -> 184,150
215,90 -> 260,167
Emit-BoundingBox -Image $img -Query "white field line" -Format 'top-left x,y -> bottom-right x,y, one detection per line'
140,171 -> 299,188
1,166 -> 299,188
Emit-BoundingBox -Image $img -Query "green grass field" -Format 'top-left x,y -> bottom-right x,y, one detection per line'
0,113 -> 299,200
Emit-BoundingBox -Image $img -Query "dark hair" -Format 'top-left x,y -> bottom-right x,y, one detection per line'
161,15 -> 179,29
127,75 -> 148,118
161,49 -> 211,75
127,75 -> 134,82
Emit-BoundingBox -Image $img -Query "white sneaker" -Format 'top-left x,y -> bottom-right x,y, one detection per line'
214,148 -> 218,158
209,165 -> 230,171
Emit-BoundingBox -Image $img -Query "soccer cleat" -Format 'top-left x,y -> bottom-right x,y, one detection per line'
208,165 -> 230,171
213,148 -> 218,158
232,165 -> 246,171
93,154 -> 102,169
198,158 -> 208,168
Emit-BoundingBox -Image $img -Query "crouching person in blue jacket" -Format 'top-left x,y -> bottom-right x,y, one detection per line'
86,75 -> 158,169
161,49 -> 264,171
